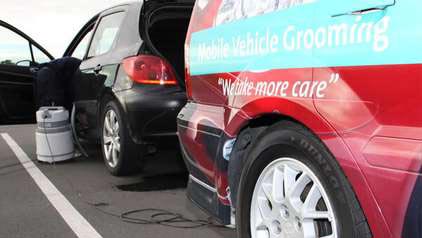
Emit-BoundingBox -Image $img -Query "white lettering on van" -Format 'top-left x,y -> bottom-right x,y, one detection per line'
327,24 -> 348,46
277,16 -> 391,53
217,73 -> 340,99
373,16 -> 390,52
192,16 -> 391,66
196,39 -> 229,63
283,26 -> 296,51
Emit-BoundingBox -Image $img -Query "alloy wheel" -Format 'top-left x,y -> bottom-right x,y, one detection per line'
103,109 -> 121,168
250,158 -> 338,238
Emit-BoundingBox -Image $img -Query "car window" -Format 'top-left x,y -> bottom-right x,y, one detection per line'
0,25 -> 31,65
87,12 -> 125,57
33,45 -> 51,64
72,28 -> 94,60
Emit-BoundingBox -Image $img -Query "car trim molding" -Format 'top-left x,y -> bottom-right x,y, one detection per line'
189,174 -> 217,193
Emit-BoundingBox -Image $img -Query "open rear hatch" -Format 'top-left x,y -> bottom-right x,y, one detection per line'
141,0 -> 194,88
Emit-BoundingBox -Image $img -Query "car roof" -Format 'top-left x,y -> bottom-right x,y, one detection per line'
99,1 -> 139,15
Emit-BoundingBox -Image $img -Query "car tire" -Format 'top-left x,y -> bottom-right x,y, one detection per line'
100,100 -> 141,176
236,121 -> 371,238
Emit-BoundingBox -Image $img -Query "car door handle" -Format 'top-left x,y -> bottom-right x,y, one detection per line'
94,64 -> 102,74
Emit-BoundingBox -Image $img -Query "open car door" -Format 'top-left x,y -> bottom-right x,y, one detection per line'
0,20 -> 53,124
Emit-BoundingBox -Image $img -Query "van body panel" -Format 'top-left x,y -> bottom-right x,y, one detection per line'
179,1 -> 422,237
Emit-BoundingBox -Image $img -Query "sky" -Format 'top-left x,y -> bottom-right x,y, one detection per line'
1,0 -> 135,58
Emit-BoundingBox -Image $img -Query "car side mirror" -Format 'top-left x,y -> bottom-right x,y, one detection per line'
16,59 -> 36,67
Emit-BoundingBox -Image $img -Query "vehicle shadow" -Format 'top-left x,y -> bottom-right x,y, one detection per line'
83,142 -> 189,191
116,173 -> 188,192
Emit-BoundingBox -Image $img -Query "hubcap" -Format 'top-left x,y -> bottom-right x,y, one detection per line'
250,158 -> 338,238
103,109 -> 120,168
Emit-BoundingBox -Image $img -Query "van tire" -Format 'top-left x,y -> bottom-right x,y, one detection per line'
236,121 -> 371,238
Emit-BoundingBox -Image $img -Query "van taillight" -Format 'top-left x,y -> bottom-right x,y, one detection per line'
122,55 -> 178,85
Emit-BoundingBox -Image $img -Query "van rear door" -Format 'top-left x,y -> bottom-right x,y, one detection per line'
312,2 -> 422,237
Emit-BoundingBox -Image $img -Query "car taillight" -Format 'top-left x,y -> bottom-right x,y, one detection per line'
122,55 -> 178,85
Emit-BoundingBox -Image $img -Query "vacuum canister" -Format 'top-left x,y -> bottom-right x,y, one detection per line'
36,107 -> 74,163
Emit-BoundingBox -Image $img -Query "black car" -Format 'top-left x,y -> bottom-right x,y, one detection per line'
0,0 -> 193,175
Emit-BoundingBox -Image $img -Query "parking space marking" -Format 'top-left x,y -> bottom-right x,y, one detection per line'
1,133 -> 103,238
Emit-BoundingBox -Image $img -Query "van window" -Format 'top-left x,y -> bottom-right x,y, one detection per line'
88,12 -> 125,57
216,0 -> 316,26
242,0 -> 316,18
241,0 -> 279,18
278,0 -> 316,10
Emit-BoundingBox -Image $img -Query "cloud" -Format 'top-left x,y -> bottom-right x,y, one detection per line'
1,0 -> 134,58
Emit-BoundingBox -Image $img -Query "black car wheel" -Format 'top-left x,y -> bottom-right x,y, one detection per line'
236,121 -> 371,238
101,100 -> 140,176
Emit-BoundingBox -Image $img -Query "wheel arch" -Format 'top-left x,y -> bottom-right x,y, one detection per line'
227,97 -> 336,137
225,98 -> 338,207
233,118 -> 372,238
227,111 -> 330,209
226,102 -> 347,208
97,90 -> 125,138
226,105 -> 379,237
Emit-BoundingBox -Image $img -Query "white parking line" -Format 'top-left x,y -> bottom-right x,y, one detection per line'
1,133 -> 103,238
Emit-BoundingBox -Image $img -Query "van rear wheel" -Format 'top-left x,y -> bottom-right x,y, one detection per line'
236,121 -> 371,238
250,157 -> 337,238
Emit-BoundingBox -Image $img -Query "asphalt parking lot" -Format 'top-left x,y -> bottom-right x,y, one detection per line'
0,124 -> 236,238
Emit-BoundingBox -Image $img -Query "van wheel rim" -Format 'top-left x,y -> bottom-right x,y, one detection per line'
250,158 -> 338,238
103,109 -> 120,168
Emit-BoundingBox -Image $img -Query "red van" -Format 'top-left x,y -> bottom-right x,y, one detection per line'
178,0 -> 422,238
